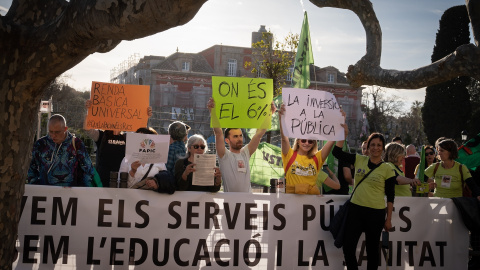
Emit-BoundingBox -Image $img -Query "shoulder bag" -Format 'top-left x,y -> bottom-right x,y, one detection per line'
329,162 -> 383,248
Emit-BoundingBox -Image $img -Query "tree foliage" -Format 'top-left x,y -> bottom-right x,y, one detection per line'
362,86 -> 404,135
422,5 -> 472,144
245,31 -> 299,97
466,79 -> 480,137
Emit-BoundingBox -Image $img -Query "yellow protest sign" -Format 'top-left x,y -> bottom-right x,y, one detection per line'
85,82 -> 150,132
211,76 -> 273,129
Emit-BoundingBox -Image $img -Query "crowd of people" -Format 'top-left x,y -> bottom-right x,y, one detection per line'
27,97 -> 480,270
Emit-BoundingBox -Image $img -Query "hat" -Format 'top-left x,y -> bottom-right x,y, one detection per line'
168,121 -> 191,141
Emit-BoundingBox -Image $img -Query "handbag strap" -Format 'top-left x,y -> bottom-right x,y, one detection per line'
140,164 -> 154,181
349,162 -> 383,199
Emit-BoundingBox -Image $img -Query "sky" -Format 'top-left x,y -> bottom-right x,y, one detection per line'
1,0 -> 470,111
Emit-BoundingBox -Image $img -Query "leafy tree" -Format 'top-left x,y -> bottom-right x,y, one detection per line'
362,86 -> 404,135
423,5 -> 472,144
397,101 -> 428,146
245,31 -> 299,97
466,79 -> 480,137
0,0 -> 207,267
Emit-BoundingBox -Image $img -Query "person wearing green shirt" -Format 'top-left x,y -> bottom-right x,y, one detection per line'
333,125 -> 396,270
383,142 -> 421,197
426,139 -> 480,200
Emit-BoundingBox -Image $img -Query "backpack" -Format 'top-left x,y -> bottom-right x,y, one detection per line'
432,163 -> 470,197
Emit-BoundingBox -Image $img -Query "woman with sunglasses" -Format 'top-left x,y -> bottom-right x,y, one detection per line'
414,145 -> 438,182
175,134 -> 222,192
279,104 -> 340,195
333,123 -> 397,270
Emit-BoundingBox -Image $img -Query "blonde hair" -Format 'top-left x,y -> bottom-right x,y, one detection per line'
383,142 -> 405,164
292,138 -> 318,158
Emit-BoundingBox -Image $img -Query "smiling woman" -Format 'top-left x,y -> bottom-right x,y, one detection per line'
333,125 -> 397,270
278,104 -> 340,195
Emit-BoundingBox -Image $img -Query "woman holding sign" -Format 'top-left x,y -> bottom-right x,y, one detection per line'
118,127 -> 167,189
333,123 -> 397,270
175,134 -> 222,192
279,104 -> 340,194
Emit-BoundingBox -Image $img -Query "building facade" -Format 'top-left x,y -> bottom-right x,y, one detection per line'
110,26 -> 364,144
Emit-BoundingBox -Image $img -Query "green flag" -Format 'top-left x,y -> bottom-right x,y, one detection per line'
291,11 -> 314,89
249,142 -> 284,186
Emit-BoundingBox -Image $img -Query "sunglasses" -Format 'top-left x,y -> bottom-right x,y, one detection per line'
300,139 -> 315,144
425,152 -> 435,156
193,145 -> 206,149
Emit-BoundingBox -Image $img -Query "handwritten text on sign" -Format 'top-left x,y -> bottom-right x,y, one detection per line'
85,82 -> 150,132
281,88 -> 344,141
211,76 -> 273,129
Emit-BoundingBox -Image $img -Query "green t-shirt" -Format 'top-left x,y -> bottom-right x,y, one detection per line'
387,162 -> 412,197
425,161 -> 472,198
353,155 -> 396,209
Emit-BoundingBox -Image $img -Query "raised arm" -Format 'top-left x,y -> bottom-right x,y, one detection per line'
279,104 -> 290,156
247,101 -> 276,156
208,97 -> 226,158
335,109 -> 347,149
320,141 -> 335,164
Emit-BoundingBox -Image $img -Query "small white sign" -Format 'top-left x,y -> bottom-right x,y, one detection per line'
192,154 -> 216,186
125,133 -> 170,164
281,88 -> 345,141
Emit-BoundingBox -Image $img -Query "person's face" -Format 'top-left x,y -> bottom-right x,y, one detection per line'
48,122 -> 67,144
189,142 -> 206,155
298,139 -> 315,153
368,138 -> 384,158
361,143 -> 368,155
436,146 -> 450,161
226,129 -> 243,150
425,149 -> 436,164
395,153 -> 405,166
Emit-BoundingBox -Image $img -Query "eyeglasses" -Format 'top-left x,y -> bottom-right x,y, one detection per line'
300,139 -> 315,144
425,152 -> 435,156
193,145 -> 206,149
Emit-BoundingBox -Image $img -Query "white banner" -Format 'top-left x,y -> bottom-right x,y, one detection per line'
281,88 -> 344,141
125,133 -> 170,164
14,185 -> 468,270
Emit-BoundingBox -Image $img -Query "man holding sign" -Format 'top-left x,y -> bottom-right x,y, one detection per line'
208,97 -> 276,193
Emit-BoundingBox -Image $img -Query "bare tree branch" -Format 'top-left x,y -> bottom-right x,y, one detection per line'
309,0 -> 480,89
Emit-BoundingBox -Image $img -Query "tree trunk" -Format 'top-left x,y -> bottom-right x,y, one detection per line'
0,1 -> 207,268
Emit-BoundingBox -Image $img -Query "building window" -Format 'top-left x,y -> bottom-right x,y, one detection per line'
255,61 -> 263,78
227,59 -> 237,76
286,67 -> 294,81
327,73 -> 335,83
182,62 -> 190,72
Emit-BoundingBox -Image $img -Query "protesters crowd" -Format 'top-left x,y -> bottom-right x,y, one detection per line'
26,97 -> 480,270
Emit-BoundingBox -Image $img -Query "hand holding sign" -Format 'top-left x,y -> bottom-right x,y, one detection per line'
210,76 -> 273,129
281,88 -> 345,141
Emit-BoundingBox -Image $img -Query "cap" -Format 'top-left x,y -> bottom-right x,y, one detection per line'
168,121 -> 191,141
